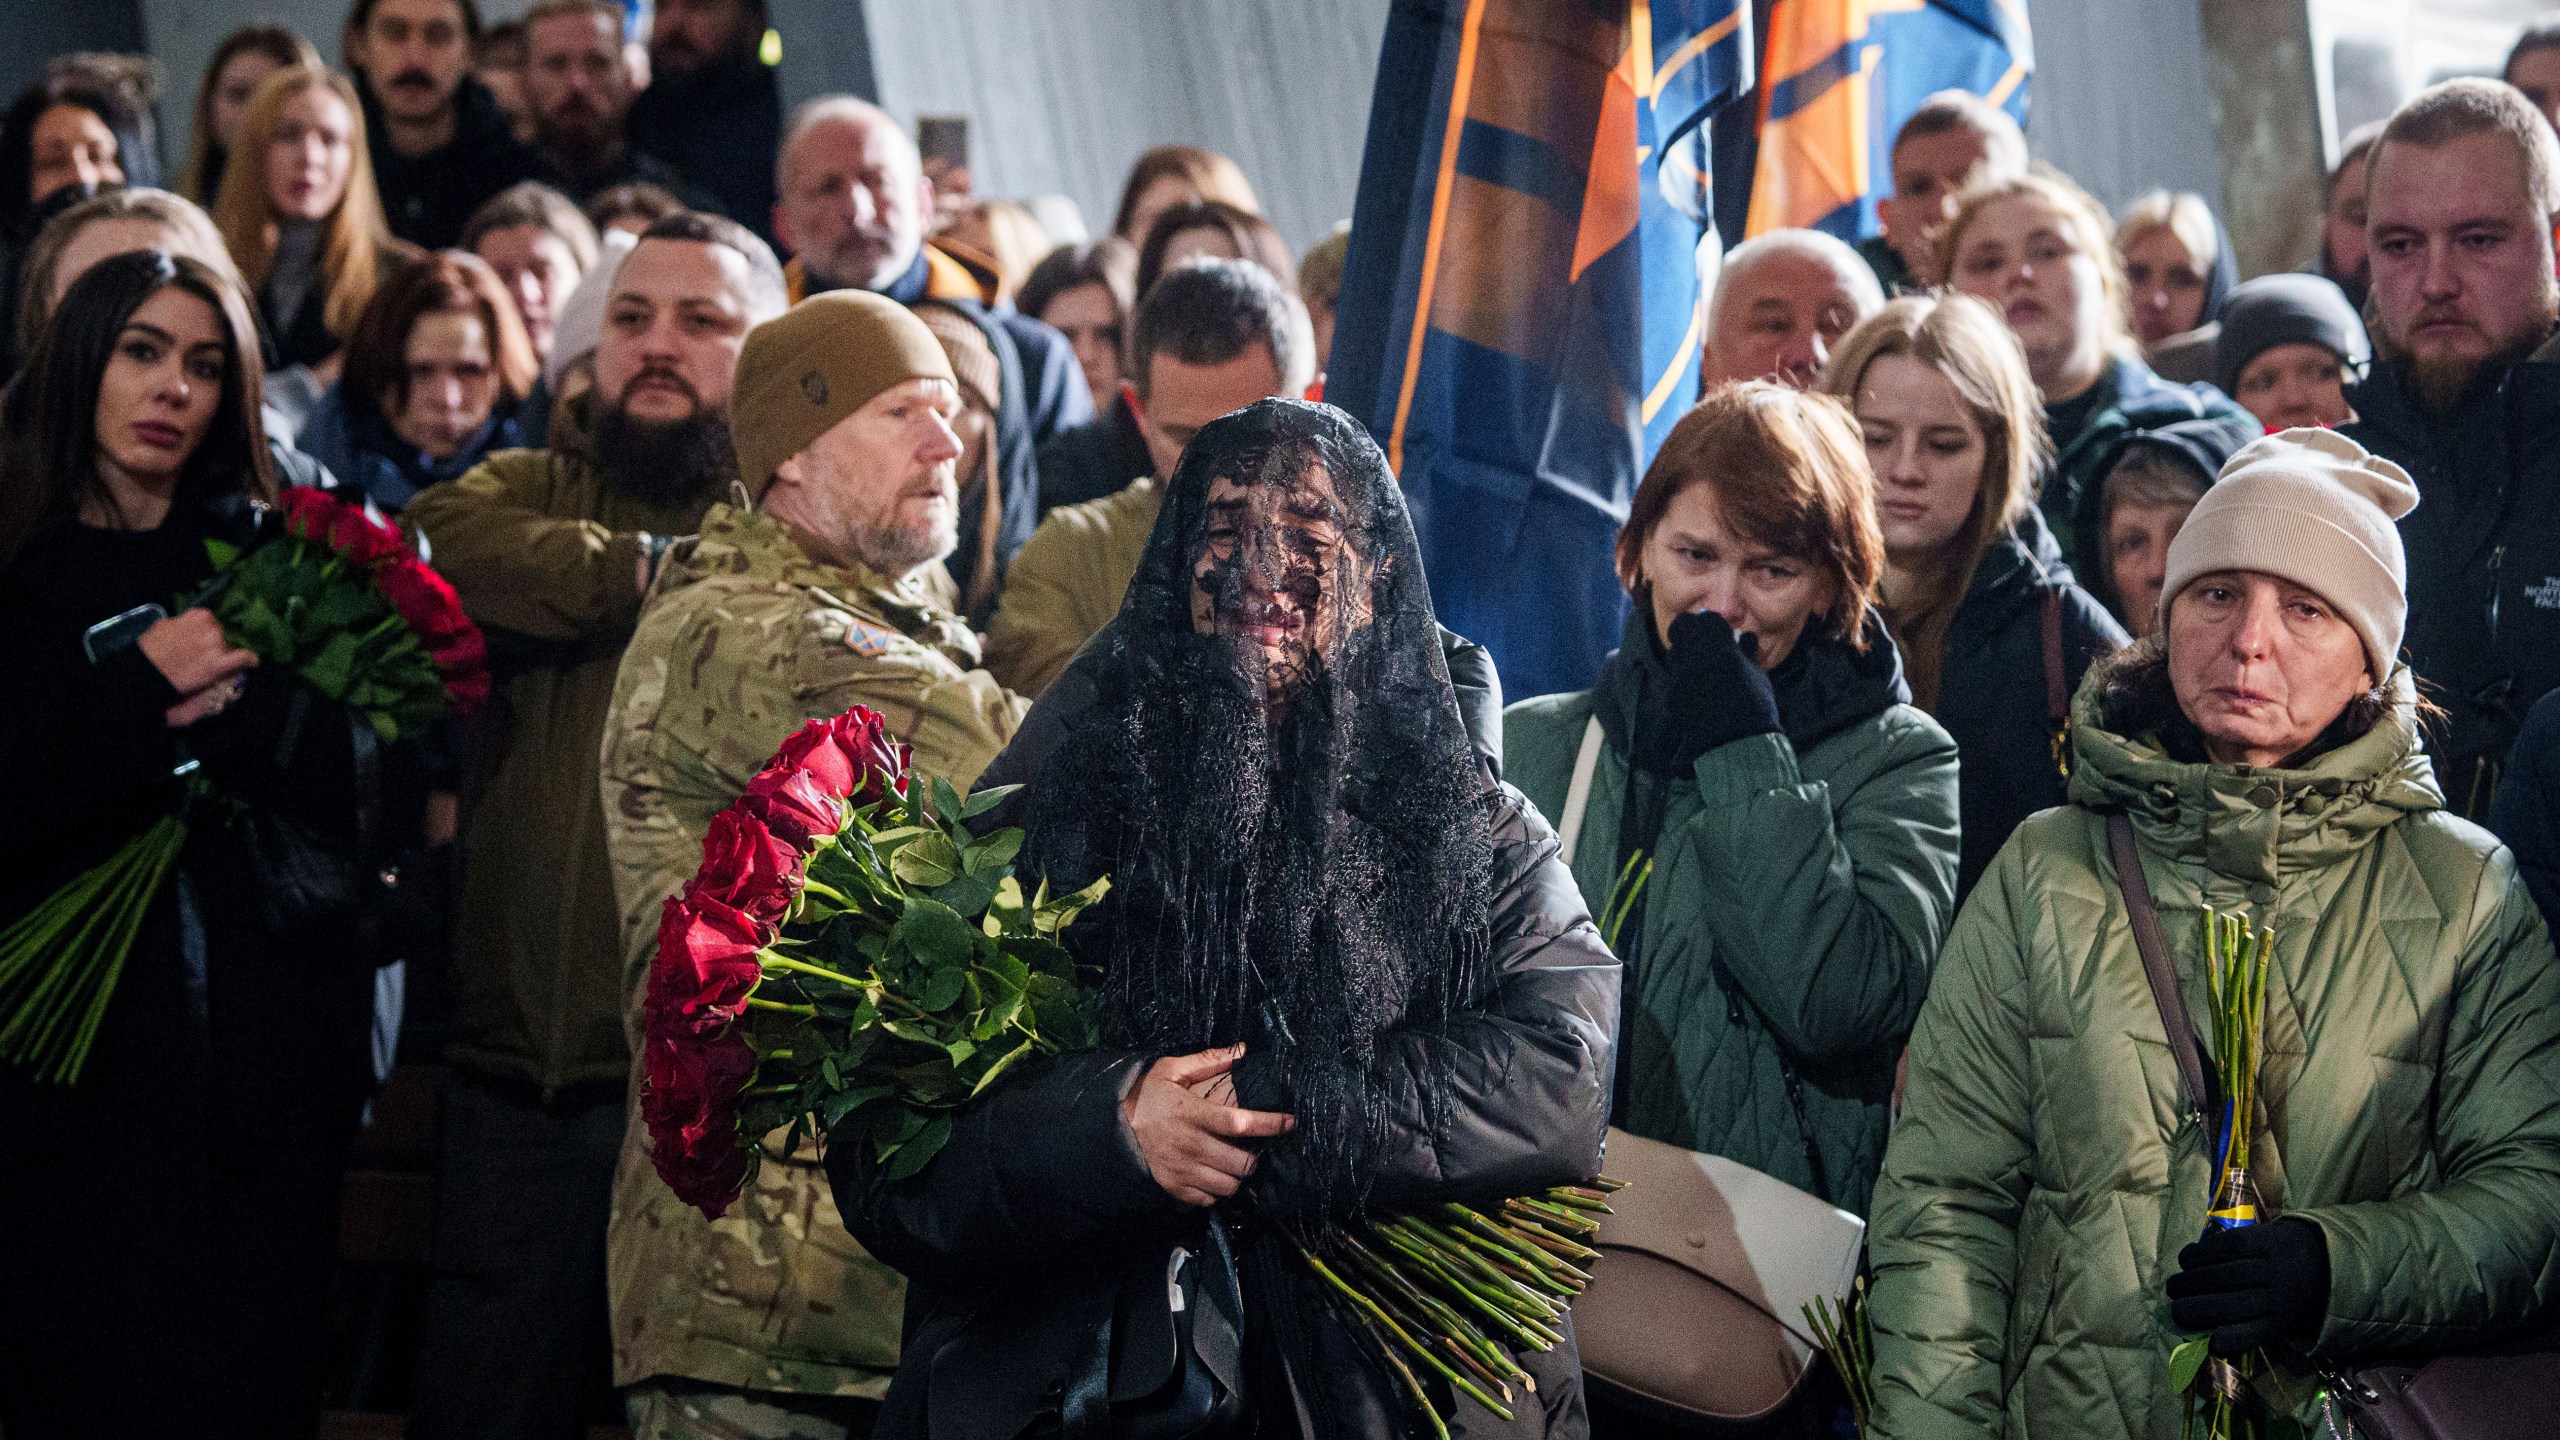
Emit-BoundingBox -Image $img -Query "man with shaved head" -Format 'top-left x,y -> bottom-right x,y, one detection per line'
1699,227 -> 1887,391
772,96 -> 1091,613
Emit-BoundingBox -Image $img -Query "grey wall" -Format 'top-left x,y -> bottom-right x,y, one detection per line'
2020,0 -> 2224,219
856,0 -> 1386,253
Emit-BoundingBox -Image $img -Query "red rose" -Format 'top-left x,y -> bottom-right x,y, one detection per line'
324,499 -> 406,568
277,486 -> 339,542
443,666 -> 491,714
739,766 -> 844,849
647,894 -> 768,1034
377,558 -> 472,645
691,806 -> 801,925
768,707 -> 910,807
640,1027 -> 755,1216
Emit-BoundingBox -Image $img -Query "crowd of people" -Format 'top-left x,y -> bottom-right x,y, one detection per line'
1,2 -> 2558,1439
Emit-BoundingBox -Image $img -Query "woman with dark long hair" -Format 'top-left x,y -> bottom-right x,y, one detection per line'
0,66 -> 159,376
0,251 -> 392,1439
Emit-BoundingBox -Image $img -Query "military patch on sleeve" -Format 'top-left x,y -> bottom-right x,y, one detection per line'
843,620 -> 901,657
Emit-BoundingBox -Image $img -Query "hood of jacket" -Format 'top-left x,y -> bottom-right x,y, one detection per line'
1595,604 -> 1911,760
2065,641 -> 2441,884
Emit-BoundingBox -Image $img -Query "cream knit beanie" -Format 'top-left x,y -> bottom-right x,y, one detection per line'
2158,427 -> 2419,679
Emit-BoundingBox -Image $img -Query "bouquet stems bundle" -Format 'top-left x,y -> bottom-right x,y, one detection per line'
1805,1275 -> 1875,1436
0,810 -> 187,1083
1303,1185 -> 1621,1437
2173,906 -> 2283,1440
644,707 -> 1620,1440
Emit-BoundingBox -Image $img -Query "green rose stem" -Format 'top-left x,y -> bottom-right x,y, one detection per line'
1304,1250 -> 1515,1421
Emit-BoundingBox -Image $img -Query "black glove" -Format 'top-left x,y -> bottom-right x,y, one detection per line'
2166,1218 -> 2331,1357
1636,611 -> 1783,775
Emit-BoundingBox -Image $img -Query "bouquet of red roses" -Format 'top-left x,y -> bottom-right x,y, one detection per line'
0,487 -> 487,1084
206,487 -> 490,737
640,704 -> 1108,1212
646,707 -> 1620,1440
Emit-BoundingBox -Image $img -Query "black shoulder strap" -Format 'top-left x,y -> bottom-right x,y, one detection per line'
2106,812 -> 2211,1145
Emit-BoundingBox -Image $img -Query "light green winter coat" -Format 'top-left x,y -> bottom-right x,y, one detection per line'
1868,654 -> 2560,1439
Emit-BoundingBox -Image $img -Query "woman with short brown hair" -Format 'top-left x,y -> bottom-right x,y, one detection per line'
1111,142 -> 1260,247
296,249 -> 536,513
1507,383 -> 1960,1432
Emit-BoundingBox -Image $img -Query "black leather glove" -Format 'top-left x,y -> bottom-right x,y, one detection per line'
1636,611 -> 1783,775
2166,1218 -> 2331,1357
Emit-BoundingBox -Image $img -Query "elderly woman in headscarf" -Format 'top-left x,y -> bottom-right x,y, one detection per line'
831,398 -> 1617,1440
1867,429 -> 2560,1440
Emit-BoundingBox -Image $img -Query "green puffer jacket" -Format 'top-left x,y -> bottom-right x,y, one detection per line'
1506,617 -> 1961,1215
1868,654 -> 2560,1440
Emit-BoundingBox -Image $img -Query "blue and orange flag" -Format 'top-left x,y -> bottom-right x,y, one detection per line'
1329,0 -> 1753,700
1745,0 -> 2032,241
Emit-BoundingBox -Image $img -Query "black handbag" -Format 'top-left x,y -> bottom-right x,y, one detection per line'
2106,813 -> 2560,1440
1042,1217 -> 1249,1440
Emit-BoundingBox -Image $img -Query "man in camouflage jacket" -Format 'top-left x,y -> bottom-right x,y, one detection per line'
598,291 -> 1028,1436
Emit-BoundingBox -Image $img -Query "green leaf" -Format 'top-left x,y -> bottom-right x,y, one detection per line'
203,538 -> 240,570
920,966 -> 968,1012
887,1113 -> 951,1180
969,1039 -> 1034,1096
2168,1334 -> 2210,1394
943,1037 -> 976,1066
930,776 -> 963,830
890,833 -> 961,889
929,869 -> 999,918
964,829 -> 1024,876
959,783 -> 1022,820
896,895 -> 976,970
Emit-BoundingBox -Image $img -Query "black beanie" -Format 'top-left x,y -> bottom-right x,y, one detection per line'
2214,274 -> 2370,397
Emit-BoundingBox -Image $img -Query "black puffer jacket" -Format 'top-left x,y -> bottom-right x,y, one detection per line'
831,637 -> 1611,1440
2343,354 -> 2560,817
1926,509 -> 2127,898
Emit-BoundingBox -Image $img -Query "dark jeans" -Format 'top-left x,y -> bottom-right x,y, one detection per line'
407,1070 -> 627,1440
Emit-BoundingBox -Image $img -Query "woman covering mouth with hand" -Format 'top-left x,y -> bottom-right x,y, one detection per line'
1506,383 -> 1961,1438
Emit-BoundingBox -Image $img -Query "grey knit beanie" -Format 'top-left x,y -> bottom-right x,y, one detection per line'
2158,427 -> 2418,678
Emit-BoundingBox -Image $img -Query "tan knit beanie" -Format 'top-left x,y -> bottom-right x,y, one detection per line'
731,290 -> 956,501
2158,427 -> 2419,678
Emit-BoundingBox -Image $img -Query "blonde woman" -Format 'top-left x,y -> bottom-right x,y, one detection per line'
1827,294 -> 2127,897
212,65 -> 408,381
1940,168 -> 2249,577
2115,188 -> 2231,359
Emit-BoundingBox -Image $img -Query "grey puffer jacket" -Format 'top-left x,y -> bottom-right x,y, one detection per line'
830,639 -> 1615,1440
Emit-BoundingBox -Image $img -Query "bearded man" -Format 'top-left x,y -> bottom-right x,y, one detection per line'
2342,77 -> 2560,816
830,399 -> 1618,1440
405,209 -> 786,1440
